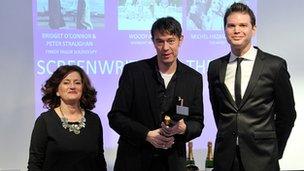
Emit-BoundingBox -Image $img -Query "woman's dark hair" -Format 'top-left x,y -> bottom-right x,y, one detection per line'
41,65 -> 97,110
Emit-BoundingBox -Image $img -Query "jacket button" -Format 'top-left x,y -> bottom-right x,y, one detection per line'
232,131 -> 236,135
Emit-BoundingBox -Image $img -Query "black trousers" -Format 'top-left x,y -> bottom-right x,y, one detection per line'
230,146 -> 245,171
150,153 -> 169,171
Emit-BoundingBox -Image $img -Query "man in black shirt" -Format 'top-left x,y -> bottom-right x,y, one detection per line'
108,16 -> 204,171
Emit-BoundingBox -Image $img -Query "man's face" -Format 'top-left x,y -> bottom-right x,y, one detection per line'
225,12 -> 256,53
153,31 -> 183,66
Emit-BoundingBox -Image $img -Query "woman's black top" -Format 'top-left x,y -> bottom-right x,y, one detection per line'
28,109 -> 107,171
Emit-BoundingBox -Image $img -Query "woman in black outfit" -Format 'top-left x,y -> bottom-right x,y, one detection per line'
28,65 -> 107,171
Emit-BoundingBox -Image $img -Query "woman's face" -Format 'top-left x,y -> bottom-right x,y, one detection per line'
57,71 -> 83,105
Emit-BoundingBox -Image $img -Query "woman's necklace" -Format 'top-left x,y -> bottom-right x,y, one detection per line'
59,106 -> 86,134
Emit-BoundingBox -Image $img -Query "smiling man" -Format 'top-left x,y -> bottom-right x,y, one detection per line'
207,3 -> 296,171
108,16 -> 204,171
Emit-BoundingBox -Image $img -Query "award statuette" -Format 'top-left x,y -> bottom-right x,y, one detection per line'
164,115 -> 172,127
161,115 -> 173,149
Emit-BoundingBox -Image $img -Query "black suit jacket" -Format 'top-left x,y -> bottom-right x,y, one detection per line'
207,47 -> 296,171
108,56 -> 204,171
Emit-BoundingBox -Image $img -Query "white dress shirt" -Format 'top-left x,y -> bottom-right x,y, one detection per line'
224,46 -> 257,101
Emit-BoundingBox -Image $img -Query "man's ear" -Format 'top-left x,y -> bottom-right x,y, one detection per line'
180,35 -> 184,42
179,35 -> 184,46
252,25 -> 257,35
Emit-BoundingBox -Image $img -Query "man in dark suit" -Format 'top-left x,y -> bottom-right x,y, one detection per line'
108,17 -> 204,171
207,3 -> 296,171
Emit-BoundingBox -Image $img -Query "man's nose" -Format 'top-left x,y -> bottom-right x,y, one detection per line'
234,26 -> 241,33
163,41 -> 170,50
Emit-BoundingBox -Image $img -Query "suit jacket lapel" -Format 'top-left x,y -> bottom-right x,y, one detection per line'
174,61 -> 186,100
240,49 -> 265,108
144,57 -> 161,126
219,54 -> 238,109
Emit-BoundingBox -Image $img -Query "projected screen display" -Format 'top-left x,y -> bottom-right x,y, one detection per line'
32,0 -> 257,167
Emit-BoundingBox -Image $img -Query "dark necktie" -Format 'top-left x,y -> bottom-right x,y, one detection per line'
235,58 -> 244,108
